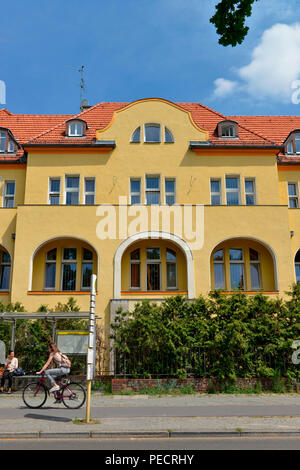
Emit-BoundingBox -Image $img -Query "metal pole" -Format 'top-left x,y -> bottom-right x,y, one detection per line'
86,274 -> 97,423
11,320 -> 16,350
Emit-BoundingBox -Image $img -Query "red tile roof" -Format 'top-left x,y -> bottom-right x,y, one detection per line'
1,100 -> 300,163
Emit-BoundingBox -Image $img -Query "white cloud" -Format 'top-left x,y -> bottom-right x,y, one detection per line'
213,23 -> 300,103
213,78 -> 239,98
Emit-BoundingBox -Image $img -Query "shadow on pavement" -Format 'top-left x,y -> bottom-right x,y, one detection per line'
24,413 -> 72,423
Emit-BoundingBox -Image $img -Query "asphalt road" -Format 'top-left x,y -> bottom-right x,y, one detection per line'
1,437 -> 300,450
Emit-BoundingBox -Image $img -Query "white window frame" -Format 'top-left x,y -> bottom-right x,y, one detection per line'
221,125 -> 235,138
245,178 -> 256,205
146,247 -> 161,291
210,178 -> 222,205
129,248 -> 141,290
225,175 -> 241,205
145,174 -> 161,205
144,123 -> 161,143
61,247 -> 77,291
165,178 -> 176,205
3,180 -> 15,208
295,134 -> 300,154
68,121 -> 83,137
130,178 -> 142,205
7,140 -> 15,153
84,177 -> 95,205
130,126 -> 141,143
64,175 -> 80,205
288,182 -> 299,208
48,177 -> 61,205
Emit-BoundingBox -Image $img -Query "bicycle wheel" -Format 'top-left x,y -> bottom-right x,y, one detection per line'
61,382 -> 86,409
22,382 -> 48,409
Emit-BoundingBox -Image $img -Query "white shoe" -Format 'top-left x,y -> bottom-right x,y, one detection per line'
49,385 -> 60,393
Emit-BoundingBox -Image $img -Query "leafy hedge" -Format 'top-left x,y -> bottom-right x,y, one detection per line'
111,285 -> 300,382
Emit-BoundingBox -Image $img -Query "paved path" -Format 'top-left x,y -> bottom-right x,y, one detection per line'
1,393 -> 300,438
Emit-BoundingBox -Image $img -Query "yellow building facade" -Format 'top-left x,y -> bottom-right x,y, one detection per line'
0,98 -> 300,371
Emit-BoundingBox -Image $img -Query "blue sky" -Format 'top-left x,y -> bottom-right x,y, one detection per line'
2,0 -> 300,116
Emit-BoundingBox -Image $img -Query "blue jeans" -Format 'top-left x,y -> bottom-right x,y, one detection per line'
45,367 -> 70,386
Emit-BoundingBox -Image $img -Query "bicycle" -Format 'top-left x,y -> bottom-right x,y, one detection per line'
22,373 -> 86,409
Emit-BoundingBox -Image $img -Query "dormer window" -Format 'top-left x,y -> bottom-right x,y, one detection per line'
217,120 -> 238,139
222,125 -> 235,137
68,121 -> 83,136
66,119 -> 87,137
284,131 -> 300,155
130,124 -> 174,143
0,129 -> 17,154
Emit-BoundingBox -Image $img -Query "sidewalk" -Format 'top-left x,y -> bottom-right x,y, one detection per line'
1,392 -> 300,439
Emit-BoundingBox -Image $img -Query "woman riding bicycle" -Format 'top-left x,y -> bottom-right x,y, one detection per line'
37,342 -> 71,393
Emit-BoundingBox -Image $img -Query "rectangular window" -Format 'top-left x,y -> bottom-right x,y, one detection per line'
130,178 -> 141,205
146,176 -> 160,205
7,141 -> 14,153
245,178 -> 256,205
69,121 -> 83,136
44,249 -> 57,290
61,248 -> 77,291
48,178 -> 60,205
165,178 -> 176,205
288,183 -> 299,208
81,248 -> 93,289
144,124 -> 161,143
225,176 -> 240,205
166,249 -> 177,289
250,248 -> 261,290
84,178 -> 95,205
213,249 -> 225,289
3,181 -> 15,208
229,248 -> 245,290
65,176 -> 80,205
146,248 -> 161,291
210,179 -> 222,205
130,249 -> 141,289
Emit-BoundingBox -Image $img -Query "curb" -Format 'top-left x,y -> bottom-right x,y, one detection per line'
1,430 -> 300,439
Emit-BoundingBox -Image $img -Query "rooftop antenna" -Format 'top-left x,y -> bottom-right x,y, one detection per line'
67,65 -> 90,112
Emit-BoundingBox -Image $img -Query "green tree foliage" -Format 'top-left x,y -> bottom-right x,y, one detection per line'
0,298 -> 86,373
111,287 -> 300,381
210,0 -> 258,46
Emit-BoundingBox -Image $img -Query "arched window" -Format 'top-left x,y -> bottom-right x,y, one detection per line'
44,249 -> 57,290
131,127 -> 141,143
217,120 -> 238,138
67,120 -> 85,137
295,250 -> 300,283
145,124 -> 161,143
0,251 -> 11,290
164,127 -> 174,143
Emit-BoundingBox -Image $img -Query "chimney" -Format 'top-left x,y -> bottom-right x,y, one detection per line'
80,99 -> 91,112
